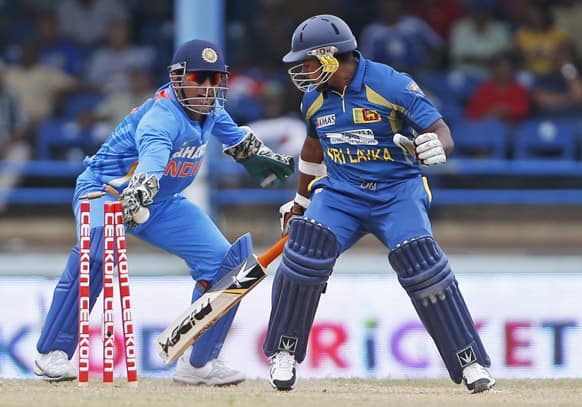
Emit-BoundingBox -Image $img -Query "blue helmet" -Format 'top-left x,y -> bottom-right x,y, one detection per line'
168,39 -> 228,115
283,15 -> 357,63
170,39 -> 228,73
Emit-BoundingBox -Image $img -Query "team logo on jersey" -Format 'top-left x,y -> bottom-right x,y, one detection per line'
202,48 -> 218,63
407,81 -> 425,96
316,113 -> 336,128
352,108 -> 381,124
325,128 -> 378,145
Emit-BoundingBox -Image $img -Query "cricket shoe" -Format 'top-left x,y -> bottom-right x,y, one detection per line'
462,362 -> 496,393
33,350 -> 76,382
173,353 -> 245,386
269,351 -> 296,391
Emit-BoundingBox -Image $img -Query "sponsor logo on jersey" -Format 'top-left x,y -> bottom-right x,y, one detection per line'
316,113 -> 336,128
325,129 -> 378,145
352,108 -> 381,124
407,81 -> 425,96
171,144 -> 206,160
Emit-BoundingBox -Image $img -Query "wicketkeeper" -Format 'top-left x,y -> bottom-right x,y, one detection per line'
34,39 -> 294,384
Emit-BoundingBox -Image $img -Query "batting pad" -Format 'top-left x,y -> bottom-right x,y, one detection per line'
389,237 -> 491,384
263,218 -> 338,363
37,227 -> 105,358
189,233 -> 253,367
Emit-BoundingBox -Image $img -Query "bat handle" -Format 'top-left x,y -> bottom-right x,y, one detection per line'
257,235 -> 288,268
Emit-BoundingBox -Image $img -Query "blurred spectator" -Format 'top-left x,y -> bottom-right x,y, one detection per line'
553,0 -> 582,59
35,12 -> 84,77
450,0 -> 510,79
246,80 -> 304,158
408,0 -> 466,41
0,59 -> 27,156
225,71 -> 264,124
512,2 -> 569,77
359,0 -> 443,74
530,42 -> 582,118
0,59 -> 29,212
3,41 -> 76,137
57,0 -> 128,48
96,67 -> 156,127
85,20 -> 155,94
466,52 -> 529,124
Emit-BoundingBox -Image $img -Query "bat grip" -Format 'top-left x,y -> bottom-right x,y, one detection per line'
257,235 -> 288,268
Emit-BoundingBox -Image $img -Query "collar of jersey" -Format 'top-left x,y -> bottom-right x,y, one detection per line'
347,50 -> 366,93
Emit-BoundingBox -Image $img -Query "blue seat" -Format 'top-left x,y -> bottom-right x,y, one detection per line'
64,92 -> 103,119
36,118 -> 96,161
513,119 -> 577,161
451,119 -> 508,159
419,70 -> 482,104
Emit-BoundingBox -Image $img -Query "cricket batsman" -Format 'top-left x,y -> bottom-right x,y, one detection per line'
34,39 -> 294,385
263,15 -> 495,393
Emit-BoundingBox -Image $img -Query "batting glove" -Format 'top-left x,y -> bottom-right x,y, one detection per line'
279,199 -> 306,236
393,132 -> 446,166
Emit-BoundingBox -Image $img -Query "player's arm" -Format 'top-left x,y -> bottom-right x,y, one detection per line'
391,75 -> 453,166
118,104 -> 175,227
280,135 -> 325,233
424,118 -> 454,156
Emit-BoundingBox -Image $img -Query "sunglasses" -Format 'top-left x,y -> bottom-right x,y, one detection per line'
185,71 -> 222,86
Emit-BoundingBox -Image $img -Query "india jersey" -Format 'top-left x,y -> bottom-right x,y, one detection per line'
83,83 -> 244,200
301,51 -> 441,185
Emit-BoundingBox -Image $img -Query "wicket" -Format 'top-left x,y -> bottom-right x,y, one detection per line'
78,197 -> 138,385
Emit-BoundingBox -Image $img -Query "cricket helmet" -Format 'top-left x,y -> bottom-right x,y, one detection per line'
283,15 -> 357,92
168,39 -> 228,115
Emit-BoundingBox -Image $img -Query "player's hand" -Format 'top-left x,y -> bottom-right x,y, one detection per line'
279,200 -> 306,235
119,173 -> 159,227
393,132 -> 446,166
243,147 -> 295,189
224,126 -> 295,188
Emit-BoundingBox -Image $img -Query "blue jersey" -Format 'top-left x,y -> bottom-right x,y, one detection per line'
83,83 -> 244,200
301,51 -> 441,185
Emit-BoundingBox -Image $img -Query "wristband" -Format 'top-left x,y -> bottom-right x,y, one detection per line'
294,192 -> 310,209
298,158 -> 326,177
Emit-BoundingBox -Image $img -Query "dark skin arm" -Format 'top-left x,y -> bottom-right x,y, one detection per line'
296,135 -> 324,200
424,118 -> 454,156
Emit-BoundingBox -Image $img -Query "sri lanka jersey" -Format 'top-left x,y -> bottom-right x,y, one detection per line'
83,83 -> 244,200
301,51 -> 441,185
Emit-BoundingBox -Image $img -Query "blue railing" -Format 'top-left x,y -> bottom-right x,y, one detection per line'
1,158 -> 582,205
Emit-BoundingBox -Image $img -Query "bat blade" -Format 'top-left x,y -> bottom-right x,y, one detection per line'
156,255 -> 267,364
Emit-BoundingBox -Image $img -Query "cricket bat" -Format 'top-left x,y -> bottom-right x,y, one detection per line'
156,236 -> 288,364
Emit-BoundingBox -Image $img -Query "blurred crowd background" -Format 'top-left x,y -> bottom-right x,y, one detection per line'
1,0 -> 582,250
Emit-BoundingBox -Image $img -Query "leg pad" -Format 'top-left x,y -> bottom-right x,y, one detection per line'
389,237 -> 490,383
189,233 -> 253,367
263,218 -> 338,363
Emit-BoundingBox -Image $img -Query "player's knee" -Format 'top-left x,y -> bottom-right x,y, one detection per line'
388,236 -> 454,298
280,217 -> 338,283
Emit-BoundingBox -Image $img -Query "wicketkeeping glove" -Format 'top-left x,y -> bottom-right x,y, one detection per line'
224,126 -> 295,188
119,173 -> 159,227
